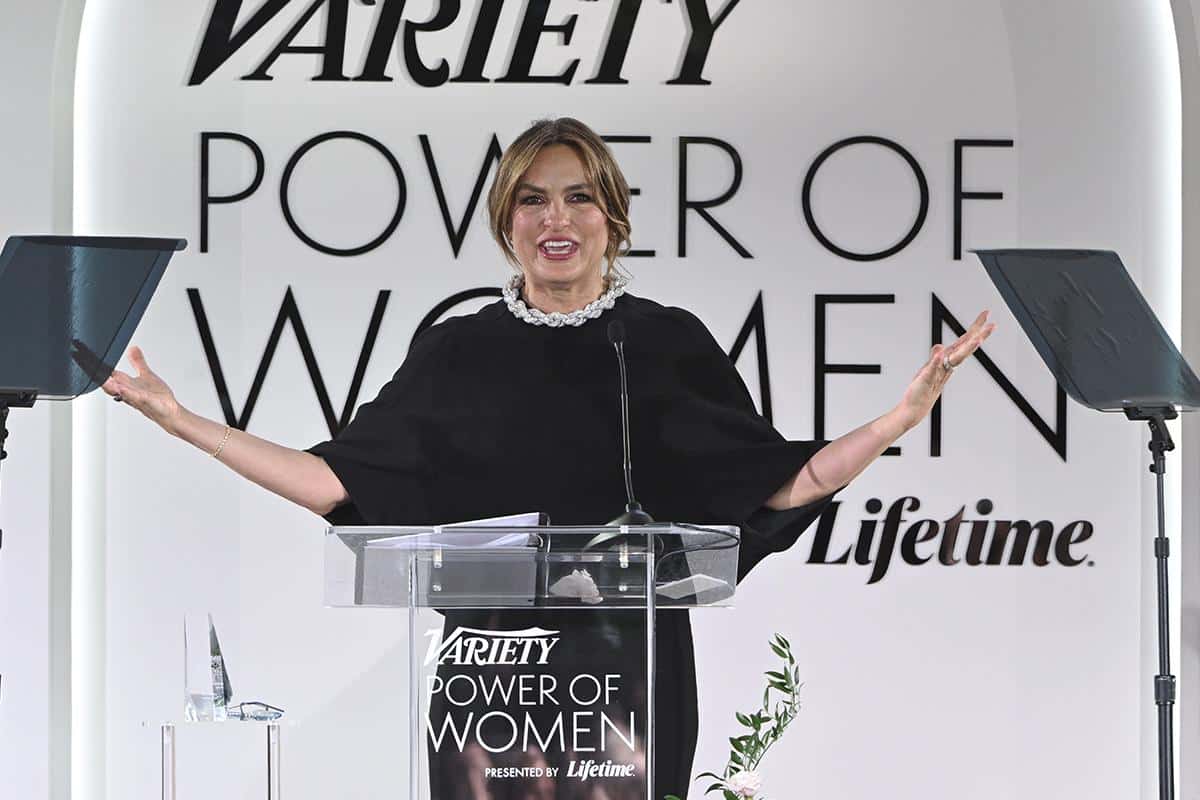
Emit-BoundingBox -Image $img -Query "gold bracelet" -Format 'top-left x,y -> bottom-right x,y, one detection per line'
210,425 -> 232,459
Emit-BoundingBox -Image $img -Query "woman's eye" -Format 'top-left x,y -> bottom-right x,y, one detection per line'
518,193 -> 590,204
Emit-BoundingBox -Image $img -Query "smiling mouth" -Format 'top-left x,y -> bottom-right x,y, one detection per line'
539,240 -> 580,260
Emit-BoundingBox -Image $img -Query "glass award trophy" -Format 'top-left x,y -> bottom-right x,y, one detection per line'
183,613 -> 232,723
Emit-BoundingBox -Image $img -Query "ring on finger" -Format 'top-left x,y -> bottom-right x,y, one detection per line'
113,394 -> 123,403
941,355 -> 955,372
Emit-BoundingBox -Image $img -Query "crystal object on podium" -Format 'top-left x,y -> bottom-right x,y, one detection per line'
183,613 -> 232,722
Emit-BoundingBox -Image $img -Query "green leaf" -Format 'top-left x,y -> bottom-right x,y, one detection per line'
724,791 -> 739,800
769,642 -> 787,659
777,633 -> 792,649
697,772 -> 723,782
735,711 -> 753,727
665,795 -> 682,800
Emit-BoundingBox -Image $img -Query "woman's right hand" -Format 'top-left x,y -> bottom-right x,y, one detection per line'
101,346 -> 348,515
101,346 -> 185,435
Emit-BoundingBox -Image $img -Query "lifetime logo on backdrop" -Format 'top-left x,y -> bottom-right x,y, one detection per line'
808,497 -> 1095,585
190,0 -> 740,86
425,626 -> 562,667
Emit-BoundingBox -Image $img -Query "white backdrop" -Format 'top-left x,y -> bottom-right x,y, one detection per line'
64,1 -> 1177,798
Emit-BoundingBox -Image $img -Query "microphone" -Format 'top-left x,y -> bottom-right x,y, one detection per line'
604,319 -> 654,527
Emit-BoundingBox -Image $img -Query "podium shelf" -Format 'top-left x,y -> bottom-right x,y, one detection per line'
324,523 -> 740,609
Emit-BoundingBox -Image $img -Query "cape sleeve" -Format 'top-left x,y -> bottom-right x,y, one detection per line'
306,324 -> 452,526
657,307 -> 837,582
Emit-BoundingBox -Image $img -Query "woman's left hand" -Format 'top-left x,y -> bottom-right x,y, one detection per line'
893,310 -> 995,432
769,310 -> 996,509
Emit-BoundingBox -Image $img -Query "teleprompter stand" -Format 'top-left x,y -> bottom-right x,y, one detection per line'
0,389 -> 37,550
0,235 -> 185,547
974,249 -> 1200,800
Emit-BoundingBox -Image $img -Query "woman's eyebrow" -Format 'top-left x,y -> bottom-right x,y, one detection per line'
517,182 -> 593,193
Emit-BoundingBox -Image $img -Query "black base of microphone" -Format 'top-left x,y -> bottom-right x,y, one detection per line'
584,505 -> 656,550
607,504 -> 655,526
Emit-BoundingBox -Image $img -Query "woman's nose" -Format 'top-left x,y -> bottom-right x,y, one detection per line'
542,199 -> 570,227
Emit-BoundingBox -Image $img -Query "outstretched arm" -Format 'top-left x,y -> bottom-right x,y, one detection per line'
766,311 -> 995,510
102,346 -> 349,516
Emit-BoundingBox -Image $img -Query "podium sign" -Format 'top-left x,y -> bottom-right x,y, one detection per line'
325,524 -> 739,799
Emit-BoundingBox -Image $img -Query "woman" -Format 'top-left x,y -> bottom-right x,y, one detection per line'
104,118 -> 992,798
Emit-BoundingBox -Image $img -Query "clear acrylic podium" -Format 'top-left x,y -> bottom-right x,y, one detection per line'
325,523 -> 740,800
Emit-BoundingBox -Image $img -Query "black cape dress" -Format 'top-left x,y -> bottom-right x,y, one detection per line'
310,293 -> 832,799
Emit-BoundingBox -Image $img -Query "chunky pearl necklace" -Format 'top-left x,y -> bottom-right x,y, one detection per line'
502,273 -> 627,327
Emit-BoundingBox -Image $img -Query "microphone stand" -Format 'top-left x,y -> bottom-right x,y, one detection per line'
585,320 -> 653,551
608,325 -> 653,526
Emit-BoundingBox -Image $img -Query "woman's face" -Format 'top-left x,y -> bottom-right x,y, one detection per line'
510,144 -> 610,293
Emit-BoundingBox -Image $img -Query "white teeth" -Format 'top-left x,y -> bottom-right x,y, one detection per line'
542,240 -> 575,248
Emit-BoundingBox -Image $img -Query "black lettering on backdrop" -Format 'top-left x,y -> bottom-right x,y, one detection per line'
803,496 -> 1094,584
667,0 -> 744,85
189,0 -> 291,85
602,135 -> 654,256
1054,521 -> 1093,566
280,131 -> 406,257
498,0 -> 579,84
199,130 -> 661,256
188,287 -> 391,436
191,0 -> 742,85
404,0 -> 460,87
200,132 -> 265,253
420,134 -> 502,256
727,291 -> 773,423
451,0 -> 505,82
953,138 -> 1014,260
585,0 -> 643,84
806,501 -> 850,564
900,516 -> 939,565
963,498 -> 990,565
244,0 -> 352,82
814,295 -> 900,454
940,505 -> 965,565
802,136 -> 929,261
357,0 -> 406,81
678,137 -> 750,257
854,495 -> 918,584
929,293 -> 1067,459
986,519 -> 1053,566
198,130 -> 1016,258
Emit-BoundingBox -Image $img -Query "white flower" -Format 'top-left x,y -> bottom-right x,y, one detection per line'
548,569 -> 603,604
724,770 -> 762,798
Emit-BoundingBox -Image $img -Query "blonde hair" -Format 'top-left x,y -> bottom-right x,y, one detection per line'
487,118 -> 632,280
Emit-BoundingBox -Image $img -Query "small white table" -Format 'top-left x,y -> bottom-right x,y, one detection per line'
157,721 -> 282,799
